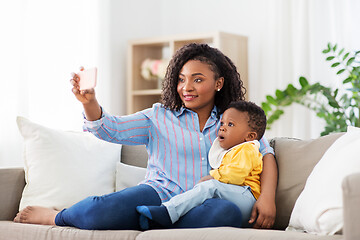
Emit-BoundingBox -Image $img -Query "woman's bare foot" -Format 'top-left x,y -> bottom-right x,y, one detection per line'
13,206 -> 59,225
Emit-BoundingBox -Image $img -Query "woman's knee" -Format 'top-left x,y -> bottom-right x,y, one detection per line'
203,198 -> 243,227
174,198 -> 242,228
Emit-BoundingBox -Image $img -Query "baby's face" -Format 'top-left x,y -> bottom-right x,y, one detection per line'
218,108 -> 252,150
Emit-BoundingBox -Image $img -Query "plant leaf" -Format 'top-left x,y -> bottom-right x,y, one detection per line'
327,43 -> 332,50
286,84 -> 297,96
299,76 -> 309,87
326,56 -> 335,61
339,48 -> 344,55
275,90 -> 285,99
343,77 -> 352,84
333,44 -> 337,51
331,62 -> 340,68
261,102 -> 271,112
347,57 -> 355,66
337,69 -> 345,75
343,52 -> 350,60
266,95 -> 278,105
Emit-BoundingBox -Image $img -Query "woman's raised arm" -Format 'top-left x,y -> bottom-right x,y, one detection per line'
70,67 -> 102,121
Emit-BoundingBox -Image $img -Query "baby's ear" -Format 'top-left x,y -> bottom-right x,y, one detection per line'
246,132 -> 258,141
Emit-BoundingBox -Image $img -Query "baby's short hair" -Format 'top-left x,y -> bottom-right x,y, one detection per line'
227,101 -> 267,140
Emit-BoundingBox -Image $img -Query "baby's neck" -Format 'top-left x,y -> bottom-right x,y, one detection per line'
226,140 -> 252,150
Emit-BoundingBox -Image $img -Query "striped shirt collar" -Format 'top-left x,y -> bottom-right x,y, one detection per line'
174,105 -> 219,119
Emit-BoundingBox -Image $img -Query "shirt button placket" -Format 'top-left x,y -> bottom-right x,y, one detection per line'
200,134 -> 209,177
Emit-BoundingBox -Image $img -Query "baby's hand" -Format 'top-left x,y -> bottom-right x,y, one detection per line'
70,66 -> 96,104
198,175 -> 214,184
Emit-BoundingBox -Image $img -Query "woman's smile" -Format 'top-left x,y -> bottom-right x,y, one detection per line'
182,94 -> 198,101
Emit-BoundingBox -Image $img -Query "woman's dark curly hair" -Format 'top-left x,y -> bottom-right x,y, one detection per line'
161,43 -> 246,114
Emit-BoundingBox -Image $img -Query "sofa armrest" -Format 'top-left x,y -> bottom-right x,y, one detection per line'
0,168 -> 25,220
342,172 -> 360,240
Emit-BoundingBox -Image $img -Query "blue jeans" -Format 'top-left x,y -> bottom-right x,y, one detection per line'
55,184 -> 243,230
164,179 -> 255,227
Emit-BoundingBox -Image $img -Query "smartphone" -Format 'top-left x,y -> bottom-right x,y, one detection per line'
78,67 -> 97,90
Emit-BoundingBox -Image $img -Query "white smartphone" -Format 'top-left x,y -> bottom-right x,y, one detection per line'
78,67 -> 97,90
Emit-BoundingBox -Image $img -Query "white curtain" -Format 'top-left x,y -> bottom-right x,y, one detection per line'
0,0 -> 101,167
256,0 -> 360,139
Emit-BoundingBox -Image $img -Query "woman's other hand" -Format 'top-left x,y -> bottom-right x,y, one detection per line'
248,193 -> 276,229
248,153 -> 277,229
198,175 -> 214,184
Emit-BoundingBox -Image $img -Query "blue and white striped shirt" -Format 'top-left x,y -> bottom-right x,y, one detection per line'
83,103 -> 274,202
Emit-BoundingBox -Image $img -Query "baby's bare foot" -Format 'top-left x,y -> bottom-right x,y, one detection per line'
13,206 -> 59,225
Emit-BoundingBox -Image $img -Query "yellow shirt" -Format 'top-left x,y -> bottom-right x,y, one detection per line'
209,140 -> 263,199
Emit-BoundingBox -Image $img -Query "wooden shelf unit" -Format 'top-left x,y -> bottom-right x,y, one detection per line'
127,32 -> 248,114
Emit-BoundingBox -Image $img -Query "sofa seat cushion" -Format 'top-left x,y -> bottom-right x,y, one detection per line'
0,221 -> 140,240
136,227 -> 343,240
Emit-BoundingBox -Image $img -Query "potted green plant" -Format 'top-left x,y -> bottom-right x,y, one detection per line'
261,43 -> 360,136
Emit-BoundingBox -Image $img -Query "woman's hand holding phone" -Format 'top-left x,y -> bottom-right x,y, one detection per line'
70,66 -> 97,105
70,66 -> 102,121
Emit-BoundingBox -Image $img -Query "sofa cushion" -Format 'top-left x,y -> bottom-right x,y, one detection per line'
271,133 -> 343,230
136,227 -> 343,240
0,221 -> 140,240
121,144 -> 148,168
17,117 -> 121,211
287,127 -> 360,235
0,168 -> 25,220
116,162 -> 147,191
342,172 -> 360,240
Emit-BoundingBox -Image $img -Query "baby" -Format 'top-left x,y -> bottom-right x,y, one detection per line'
137,100 -> 267,229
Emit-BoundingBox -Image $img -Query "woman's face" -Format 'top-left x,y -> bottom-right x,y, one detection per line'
177,60 -> 223,115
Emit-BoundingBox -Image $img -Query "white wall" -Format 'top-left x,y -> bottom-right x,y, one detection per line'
98,0 -> 164,115
104,0 -> 360,139
102,0 -> 277,122
1,0 -> 359,167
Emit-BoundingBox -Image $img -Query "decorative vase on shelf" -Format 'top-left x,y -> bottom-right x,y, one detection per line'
141,58 -> 168,89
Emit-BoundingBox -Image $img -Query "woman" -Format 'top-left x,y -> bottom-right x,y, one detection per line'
14,43 -> 277,230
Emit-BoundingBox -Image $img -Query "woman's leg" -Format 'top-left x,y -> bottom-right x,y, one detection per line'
15,184 -> 161,230
172,198 -> 243,228
55,184 -> 161,230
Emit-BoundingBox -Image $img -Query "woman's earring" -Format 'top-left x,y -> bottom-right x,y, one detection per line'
217,89 -> 221,92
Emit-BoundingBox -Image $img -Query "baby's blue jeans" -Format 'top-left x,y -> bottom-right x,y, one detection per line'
55,184 -> 243,230
164,179 -> 256,227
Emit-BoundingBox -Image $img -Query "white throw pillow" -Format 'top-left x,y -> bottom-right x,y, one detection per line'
287,126 -> 360,235
17,116 -> 122,211
116,162 -> 147,191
